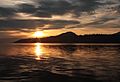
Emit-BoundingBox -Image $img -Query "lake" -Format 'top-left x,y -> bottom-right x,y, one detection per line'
0,43 -> 120,82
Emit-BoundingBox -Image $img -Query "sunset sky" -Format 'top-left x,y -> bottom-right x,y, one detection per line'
0,0 -> 120,42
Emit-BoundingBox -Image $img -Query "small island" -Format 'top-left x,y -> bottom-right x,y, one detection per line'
14,32 -> 120,43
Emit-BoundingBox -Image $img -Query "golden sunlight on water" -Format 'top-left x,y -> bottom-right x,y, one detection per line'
35,43 -> 43,60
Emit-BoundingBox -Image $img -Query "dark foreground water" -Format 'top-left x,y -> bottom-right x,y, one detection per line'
0,43 -> 120,82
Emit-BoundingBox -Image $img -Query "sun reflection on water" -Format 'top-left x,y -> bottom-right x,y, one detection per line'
35,43 -> 43,60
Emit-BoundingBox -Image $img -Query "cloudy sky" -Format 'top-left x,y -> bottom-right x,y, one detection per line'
0,0 -> 120,40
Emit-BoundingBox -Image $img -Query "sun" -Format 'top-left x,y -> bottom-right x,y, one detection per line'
34,31 -> 44,38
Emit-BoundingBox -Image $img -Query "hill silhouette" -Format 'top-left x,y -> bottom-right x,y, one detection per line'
14,32 -> 120,43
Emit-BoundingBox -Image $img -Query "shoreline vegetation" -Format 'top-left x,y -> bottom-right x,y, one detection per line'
14,32 -> 120,43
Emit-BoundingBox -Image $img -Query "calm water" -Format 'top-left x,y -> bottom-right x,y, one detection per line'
0,43 -> 120,82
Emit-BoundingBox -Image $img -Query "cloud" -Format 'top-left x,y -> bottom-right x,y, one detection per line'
17,4 -> 36,14
0,0 -> 120,33
0,7 -> 16,17
67,14 -> 120,29
100,0 -> 120,14
37,0 -> 72,15
116,5 -> 120,13
0,19 -> 80,31
16,0 -> 73,17
0,0 -> 117,20
0,0 -> 103,18
0,0 -> 119,18
34,0 -> 102,17
0,0 -> 35,7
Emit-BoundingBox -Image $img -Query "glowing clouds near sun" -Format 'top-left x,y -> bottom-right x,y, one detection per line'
33,31 -> 44,38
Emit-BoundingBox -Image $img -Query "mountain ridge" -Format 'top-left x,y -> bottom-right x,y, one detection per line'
14,32 -> 120,43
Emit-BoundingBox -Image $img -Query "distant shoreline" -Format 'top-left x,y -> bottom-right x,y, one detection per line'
14,32 -> 120,43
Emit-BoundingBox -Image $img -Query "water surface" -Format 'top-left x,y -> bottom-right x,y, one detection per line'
0,43 -> 120,82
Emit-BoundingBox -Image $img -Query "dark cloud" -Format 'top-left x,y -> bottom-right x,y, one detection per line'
0,0 -> 103,18
86,17 -> 117,26
33,11 -> 52,18
116,5 -> 120,13
0,0 -> 119,31
0,0 -> 119,18
71,0 -> 102,16
17,4 -> 36,14
17,4 -> 52,17
68,17 -> 119,29
0,7 -> 16,17
37,0 -> 72,15
100,0 -> 120,14
17,0 -> 73,17
36,0 -> 102,17
0,19 -> 80,30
